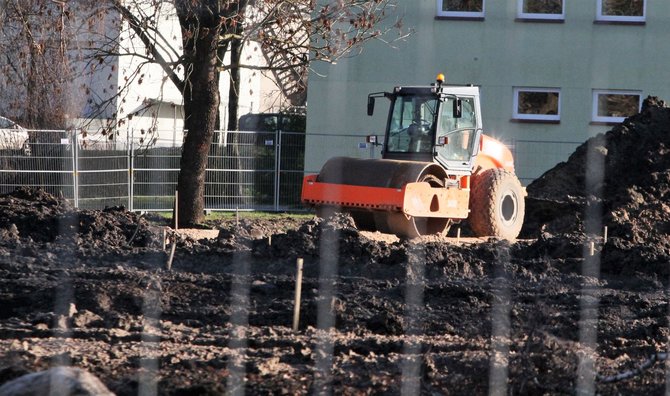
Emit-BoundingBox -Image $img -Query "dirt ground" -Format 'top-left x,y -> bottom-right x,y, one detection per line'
2,98 -> 670,394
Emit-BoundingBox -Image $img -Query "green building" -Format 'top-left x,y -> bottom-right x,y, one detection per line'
305,0 -> 668,184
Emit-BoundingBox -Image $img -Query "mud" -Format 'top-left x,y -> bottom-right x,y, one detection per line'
522,96 -> 670,278
2,99 -> 670,394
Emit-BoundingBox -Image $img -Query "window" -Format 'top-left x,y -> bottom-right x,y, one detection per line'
387,95 -> 439,153
513,88 -> 561,122
517,0 -> 564,21
439,97 -> 477,134
437,97 -> 479,162
437,0 -> 485,19
592,90 -> 641,123
596,0 -> 645,23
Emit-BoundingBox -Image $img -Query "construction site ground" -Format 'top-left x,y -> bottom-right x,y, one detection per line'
1,97 -> 670,394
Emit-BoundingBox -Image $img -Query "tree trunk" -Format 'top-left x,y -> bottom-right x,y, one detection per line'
227,37 -> 247,206
227,37 -> 242,132
176,28 -> 220,227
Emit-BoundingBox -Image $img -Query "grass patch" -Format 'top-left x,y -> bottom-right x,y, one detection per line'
144,209 -> 313,223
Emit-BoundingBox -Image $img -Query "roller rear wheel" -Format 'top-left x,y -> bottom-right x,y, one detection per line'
468,168 -> 525,241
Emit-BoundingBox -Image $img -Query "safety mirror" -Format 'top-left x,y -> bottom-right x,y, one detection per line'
367,97 -> 375,116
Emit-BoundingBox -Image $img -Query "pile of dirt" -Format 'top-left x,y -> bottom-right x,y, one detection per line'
0,187 -> 161,257
521,96 -> 670,274
251,213 -> 403,265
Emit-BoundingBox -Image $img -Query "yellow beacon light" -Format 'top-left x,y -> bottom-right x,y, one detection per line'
436,73 -> 445,85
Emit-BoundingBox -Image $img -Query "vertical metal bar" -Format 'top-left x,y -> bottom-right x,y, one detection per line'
72,130 -> 79,208
274,129 -> 281,211
576,137 -> 604,395
314,225 -> 338,394
174,190 -> 179,231
487,246 -> 512,396
129,137 -> 134,212
400,245 -> 425,396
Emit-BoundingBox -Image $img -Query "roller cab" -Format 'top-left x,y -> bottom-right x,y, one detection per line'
302,75 -> 525,240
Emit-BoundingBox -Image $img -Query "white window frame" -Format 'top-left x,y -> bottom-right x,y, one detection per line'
596,0 -> 646,23
436,0 -> 485,19
517,0 -> 565,20
592,89 -> 642,123
513,87 -> 561,122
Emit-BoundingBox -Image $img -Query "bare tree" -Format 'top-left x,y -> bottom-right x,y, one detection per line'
1,0 -> 408,226
0,0 -> 125,144
0,0 -> 79,129
111,0 -> 408,226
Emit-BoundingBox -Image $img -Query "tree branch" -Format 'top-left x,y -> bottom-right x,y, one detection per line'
112,0 -> 185,93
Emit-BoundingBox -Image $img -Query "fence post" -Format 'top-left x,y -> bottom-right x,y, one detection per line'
72,129 -> 79,209
274,129 -> 282,211
128,135 -> 134,212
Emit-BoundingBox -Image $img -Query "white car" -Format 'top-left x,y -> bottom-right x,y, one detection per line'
0,116 -> 30,155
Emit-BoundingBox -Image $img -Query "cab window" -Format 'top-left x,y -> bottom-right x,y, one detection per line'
387,95 -> 438,153
438,97 -> 478,162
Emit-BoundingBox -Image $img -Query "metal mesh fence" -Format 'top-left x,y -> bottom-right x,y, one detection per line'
278,132 -> 307,210
207,131 -> 278,210
0,130 -> 581,210
0,130 -> 75,199
0,129 -> 308,212
132,143 -> 182,211
77,144 -> 130,210
511,139 -> 582,185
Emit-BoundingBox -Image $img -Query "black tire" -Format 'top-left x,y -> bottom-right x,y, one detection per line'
468,168 -> 525,240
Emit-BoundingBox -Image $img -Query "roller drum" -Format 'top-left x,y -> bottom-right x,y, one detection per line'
315,157 -> 451,238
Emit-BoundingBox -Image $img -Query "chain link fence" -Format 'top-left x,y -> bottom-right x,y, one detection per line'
0,129 -> 308,212
0,130 -> 580,210
510,139 -> 583,185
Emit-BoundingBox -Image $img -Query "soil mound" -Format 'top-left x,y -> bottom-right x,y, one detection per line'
521,96 -> 670,273
248,212 -> 408,273
0,187 -> 160,253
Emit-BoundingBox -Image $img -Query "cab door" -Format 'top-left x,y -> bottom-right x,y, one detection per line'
434,95 -> 482,173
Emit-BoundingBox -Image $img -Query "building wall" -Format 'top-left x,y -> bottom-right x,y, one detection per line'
74,3 -> 264,147
112,6 -> 263,146
305,0 -> 670,183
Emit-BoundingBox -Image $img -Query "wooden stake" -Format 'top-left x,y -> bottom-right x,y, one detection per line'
162,228 -> 167,251
268,235 -> 272,246
456,227 -> 461,244
236,206 -> 239,227
603,226 -> 608,243
166,239 -> 177,271
589,241 -> 595,256
293,258 -> 304,332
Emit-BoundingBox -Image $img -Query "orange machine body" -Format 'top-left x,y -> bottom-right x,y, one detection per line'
474,134 -> 515,174
301,134 -> 512,219
301,175 -> 470,219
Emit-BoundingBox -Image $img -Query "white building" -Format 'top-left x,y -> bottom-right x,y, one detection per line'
74,3 -> 265,148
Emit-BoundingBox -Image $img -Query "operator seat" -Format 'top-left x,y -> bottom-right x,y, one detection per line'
408,123 -> 430,152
